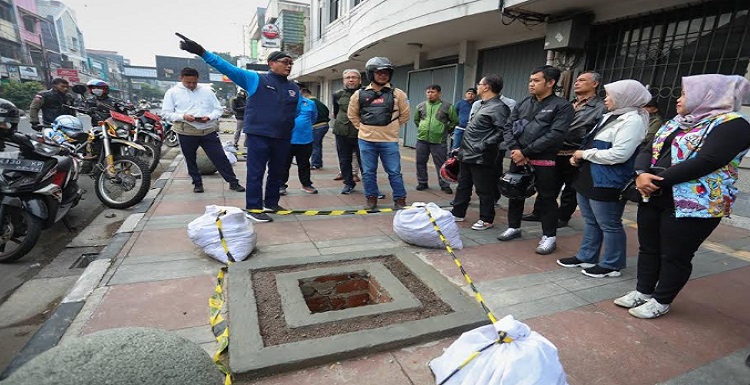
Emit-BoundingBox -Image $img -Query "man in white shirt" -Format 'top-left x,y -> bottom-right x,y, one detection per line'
161,67 -> 245,193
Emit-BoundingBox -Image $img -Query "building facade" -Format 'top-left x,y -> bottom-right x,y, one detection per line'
35,0 -> 88,73
293,0 -> 750,147
248,0 -> 310,61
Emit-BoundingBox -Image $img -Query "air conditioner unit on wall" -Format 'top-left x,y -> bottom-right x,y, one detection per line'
544,17 -> 591,51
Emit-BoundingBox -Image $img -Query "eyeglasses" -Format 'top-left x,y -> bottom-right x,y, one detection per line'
275,59 -> 294,66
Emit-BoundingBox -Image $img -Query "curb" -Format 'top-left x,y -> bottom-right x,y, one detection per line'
0,154 -> 183,380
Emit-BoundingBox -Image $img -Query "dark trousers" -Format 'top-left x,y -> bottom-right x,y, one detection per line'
178,132 -> 238,186
335,135 -> 362,188
415,140 -> 449,189
283,143 -> 313,188
531,154 -> 578,221
311,125 -> 329,168
507,161 -> 558,236
635,202 -> 721,304
245,134 -> 291,209
451,162 -> 498,223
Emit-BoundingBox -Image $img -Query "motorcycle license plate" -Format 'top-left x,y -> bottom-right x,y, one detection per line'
0,158 -> 45,172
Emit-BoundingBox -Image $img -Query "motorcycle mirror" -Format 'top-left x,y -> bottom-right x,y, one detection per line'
71,85 -> 87,95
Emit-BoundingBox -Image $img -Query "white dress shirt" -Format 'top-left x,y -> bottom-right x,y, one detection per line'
161,83 -> 222,130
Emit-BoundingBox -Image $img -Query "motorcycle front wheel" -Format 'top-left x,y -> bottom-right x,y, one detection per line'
164,130 -> 179,147
135,141 -> 160,173
0,206 -> 43,263
95,155 -> 152,209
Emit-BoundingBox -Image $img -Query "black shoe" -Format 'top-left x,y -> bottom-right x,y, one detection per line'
441,186 -> 453,194
341,185 -> 355,194
416,183 -> 428,191
193,184 -> 204,193
449,200 -> 455,206
557,219 -> 569,228
556,257 -> 595,268
263,204 -> 287,212
246,211 -> 273,223
521,212 -> 540,222
229,182 -> 245,192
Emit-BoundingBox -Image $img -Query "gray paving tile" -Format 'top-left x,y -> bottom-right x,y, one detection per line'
314,235 -> 394,249
479,282 -> 569,308
691,257 -> 750,279
658,347 -> 750,385
142,214 -> 199,230
172,325 -> 216,345
121,252 -> 201,265
572,278 -> 638,304
500,292 -> 590,321
107,258 -> 221,285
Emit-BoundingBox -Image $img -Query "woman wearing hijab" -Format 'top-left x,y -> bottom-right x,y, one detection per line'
557,79 -> 651,278
614,74 -> 750,319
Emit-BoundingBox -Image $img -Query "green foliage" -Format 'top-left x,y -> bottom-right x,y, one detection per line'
0,81 -> 44,110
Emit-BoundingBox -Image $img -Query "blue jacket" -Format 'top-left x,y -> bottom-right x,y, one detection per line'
455,99 -> 473,128
292,97 -> 317,144
203,51 -> 302,139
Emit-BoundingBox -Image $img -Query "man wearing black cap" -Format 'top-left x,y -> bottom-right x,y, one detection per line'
178,33 -> 302,223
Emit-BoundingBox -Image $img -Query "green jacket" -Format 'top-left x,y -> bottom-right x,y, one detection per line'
414,100 -> 458,144
332,88 -> 358,138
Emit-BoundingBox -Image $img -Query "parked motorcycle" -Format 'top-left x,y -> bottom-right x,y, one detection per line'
163,120 -> 179,147
0,131 -> 84,263
62,86 -> 152,210
132,109 -> 164,170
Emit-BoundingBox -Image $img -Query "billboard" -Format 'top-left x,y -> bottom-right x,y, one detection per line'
155,55 -> 211,82
19,66 -> 40,80
56,68 -> 79,83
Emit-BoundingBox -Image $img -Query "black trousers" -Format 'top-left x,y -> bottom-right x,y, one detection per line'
335,135 -> 362,188
451,162 -> 498,223
178,132 -> 239,186
283,143 -> 314,188
531,154 -> 578,222
635,201 -> 721,304
507,161 -> 558,236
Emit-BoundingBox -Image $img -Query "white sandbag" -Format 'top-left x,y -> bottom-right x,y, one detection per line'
429,315 -> 568,385
393,202 -> 462,249
223,142 -> 238,164
187,205 -> 256,263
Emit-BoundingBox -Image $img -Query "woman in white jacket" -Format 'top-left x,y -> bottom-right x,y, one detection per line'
556,79 -> 651,278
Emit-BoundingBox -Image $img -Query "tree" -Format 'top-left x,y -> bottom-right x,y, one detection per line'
0,81 -> 44,110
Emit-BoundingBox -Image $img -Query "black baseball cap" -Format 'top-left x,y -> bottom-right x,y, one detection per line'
268,51 -> 292,62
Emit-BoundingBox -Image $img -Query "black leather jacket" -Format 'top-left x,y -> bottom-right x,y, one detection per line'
561,96 -> 607,152
458,96 -> 510,165
503,94 -> 574,158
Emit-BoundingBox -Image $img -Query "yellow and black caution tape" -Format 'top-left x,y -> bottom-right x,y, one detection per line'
422,207 -> 511,385
209,211 -> 235,385
246,207 -> 400,216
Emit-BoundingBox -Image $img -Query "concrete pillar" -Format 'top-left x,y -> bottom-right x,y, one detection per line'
413,52 -> 427,70
458,40 -> 478,91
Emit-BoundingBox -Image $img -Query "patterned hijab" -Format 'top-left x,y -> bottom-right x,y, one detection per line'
603,80 -> 652,128
676,74 -> 750,129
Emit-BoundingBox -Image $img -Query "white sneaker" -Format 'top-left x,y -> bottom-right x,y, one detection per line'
614,291 -> 652,308
628,298 -> 670,319
453,216 -> 465,222
471,220 -> 493,230
497,228 -> 522,241
535,236 -> 557,255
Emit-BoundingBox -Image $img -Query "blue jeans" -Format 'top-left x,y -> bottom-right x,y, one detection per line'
451,128 -> 465,150
575,193 -> 627,270
358,139 -> 406,200
311,124 -> 328,168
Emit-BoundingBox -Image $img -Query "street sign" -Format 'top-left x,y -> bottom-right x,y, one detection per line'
261,24 -> 282,48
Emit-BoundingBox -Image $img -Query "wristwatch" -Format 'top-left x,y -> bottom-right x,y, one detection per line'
635,170 -> 646,176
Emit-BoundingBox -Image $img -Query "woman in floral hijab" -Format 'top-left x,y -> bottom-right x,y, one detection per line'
614,74 -> 750,319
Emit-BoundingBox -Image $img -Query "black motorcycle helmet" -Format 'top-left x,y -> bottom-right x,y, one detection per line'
0,98 -> 20,136
365,57 -> 394,83
499,165 -> 537,199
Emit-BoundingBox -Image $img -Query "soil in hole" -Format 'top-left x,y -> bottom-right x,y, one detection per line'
251,256 -> 453,346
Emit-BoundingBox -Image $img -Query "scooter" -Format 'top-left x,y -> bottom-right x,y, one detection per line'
0,132 -> 84,263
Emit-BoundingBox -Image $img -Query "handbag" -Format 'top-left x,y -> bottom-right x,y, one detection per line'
620,166 -> 666,203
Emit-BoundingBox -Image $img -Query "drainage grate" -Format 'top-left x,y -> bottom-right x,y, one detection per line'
70,253 -> 99,269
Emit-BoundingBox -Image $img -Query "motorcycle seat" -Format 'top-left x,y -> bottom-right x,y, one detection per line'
68,132 -> 89,144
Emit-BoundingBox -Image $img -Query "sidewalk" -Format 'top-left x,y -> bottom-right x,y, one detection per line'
28,133 -> 750,384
